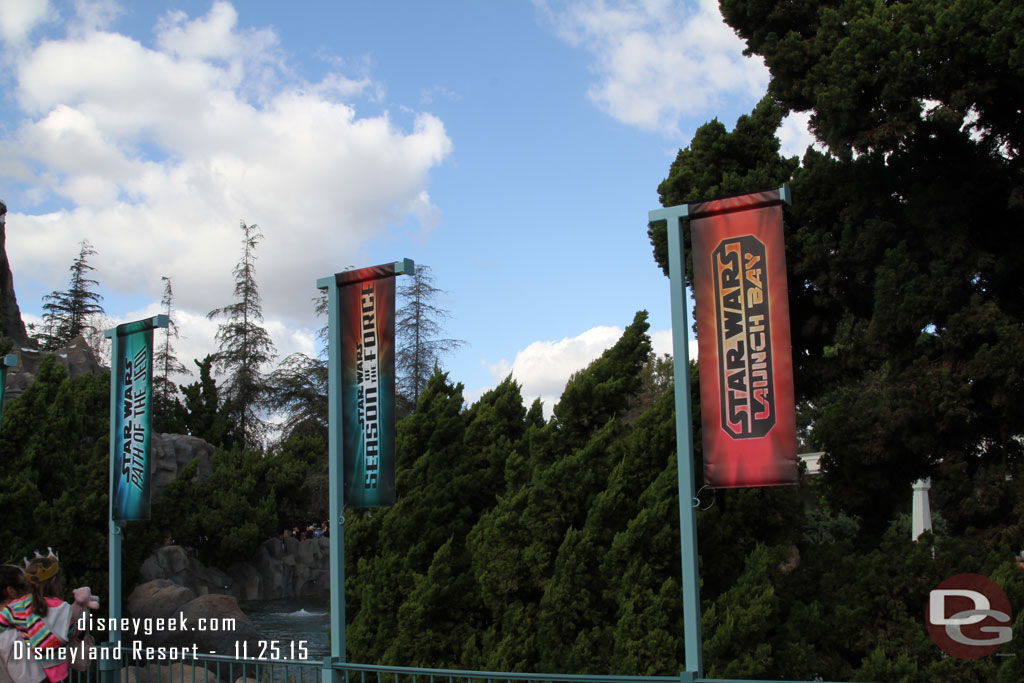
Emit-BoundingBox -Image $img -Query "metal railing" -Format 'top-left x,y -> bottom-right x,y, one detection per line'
71,647 -> 837,683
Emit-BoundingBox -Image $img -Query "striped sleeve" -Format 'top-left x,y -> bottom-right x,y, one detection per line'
2,596 -> 63,651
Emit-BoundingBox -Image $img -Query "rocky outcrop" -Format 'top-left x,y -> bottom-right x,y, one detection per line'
253,536 -> 330,599
140,538 -> 330,602
140,547 -> 241,599
124,580 -> 197,619
126,579 -> 261,657
0,202 -> 33,350
151,434 -> 214,500
121,663 -> 220,683
3,334 -> 104,401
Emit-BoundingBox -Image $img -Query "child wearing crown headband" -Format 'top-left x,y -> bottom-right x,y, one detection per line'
5,550 -> 100,682
0,564 -> 51,683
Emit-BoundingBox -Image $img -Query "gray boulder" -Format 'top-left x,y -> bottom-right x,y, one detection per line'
142,536 -> 331,602
121,663 -> 220,683
140,546 -> 237,599
126,580 -> 196,620
151,434 -> 214,500
4,335 -> 103,401
126,580 -> 261,679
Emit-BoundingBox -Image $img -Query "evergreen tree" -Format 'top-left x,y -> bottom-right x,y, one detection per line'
176,355 -> 237,448
36,240 -> 105,350
465,312 -> 652,672
645,0 -> 1024,532
652,94 -> 1024,529
267,352 -> 328,442
153,276 -> 190,432
207,221 -> 276,450
0,356 -> 111,591
395,265 -> 464,406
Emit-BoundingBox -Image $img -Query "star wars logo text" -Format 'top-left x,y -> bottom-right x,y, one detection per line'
121,345 -> 148,489
712,236 -> 775,438
355,283 -> 381,490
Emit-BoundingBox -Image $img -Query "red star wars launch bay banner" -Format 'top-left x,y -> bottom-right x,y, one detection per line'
336,264 -> 398,507
690,189 -> 798,488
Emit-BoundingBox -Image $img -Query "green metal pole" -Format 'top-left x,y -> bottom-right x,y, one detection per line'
103,328 -> 122,680
318,274 -> 347,683
319,261 -> 412,682
102,314 -> 167,675
0,354 -> 16,433
649,205 -> 703,678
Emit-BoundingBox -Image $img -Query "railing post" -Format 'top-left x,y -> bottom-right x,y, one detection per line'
98,642 -> 119,683
323,656 -> 341,683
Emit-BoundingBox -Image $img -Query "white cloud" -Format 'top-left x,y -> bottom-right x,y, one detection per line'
1,2 -> 453,351
778,111 -> 818,159
0,0 -> 53,46
69,0 -> 120,35
482,325 -> 686,418
536,0 -> 768,136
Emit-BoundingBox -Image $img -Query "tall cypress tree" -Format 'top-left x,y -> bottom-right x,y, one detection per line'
207,221 -> 276,450
37,240 -> 105,350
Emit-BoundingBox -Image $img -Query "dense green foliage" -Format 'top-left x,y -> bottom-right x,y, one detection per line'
651,0 -> 1024,533
0,353 -> 322,587
340,315 -> 1024,680
1,310 -> 1023,680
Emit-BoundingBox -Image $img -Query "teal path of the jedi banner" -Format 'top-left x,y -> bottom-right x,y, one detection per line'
113,327 -> 154,521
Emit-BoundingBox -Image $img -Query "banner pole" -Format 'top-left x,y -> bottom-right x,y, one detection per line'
103,314 -> 167,670
0,354 -> 16,433
103,328 -> 123,673
319,260 -> 412,679
318,274 -> 347,676
649,205 -> 703,678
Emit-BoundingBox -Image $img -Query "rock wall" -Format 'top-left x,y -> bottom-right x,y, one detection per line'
4,335 -> 104,402
140,538 -> 330,602
151,434 -> 214,500
126,579 -> 262,680
0,202 -> 33,350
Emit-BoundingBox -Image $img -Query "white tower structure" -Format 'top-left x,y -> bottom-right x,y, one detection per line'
912,478 -> 932,541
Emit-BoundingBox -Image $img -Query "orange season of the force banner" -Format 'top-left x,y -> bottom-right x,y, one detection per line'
690,189 -> 798,488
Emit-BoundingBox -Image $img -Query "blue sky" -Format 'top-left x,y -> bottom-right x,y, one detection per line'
0,0 -> 812,415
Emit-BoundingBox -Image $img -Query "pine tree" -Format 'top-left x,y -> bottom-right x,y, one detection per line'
153,276 -> 189,431
207,221 -> 276,449
395,265 -> 464,406
37,240 -> 105,350
266,352 -> 328,442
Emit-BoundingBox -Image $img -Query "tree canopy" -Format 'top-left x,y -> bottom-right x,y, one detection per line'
651,0 -> 1024,529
